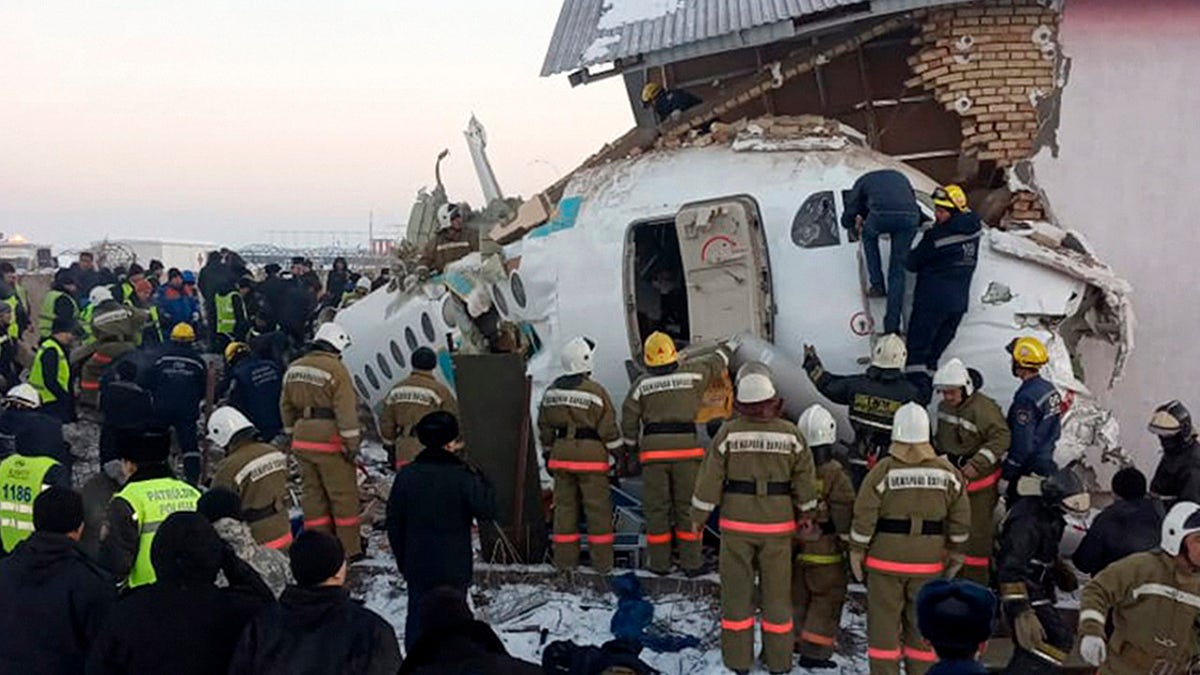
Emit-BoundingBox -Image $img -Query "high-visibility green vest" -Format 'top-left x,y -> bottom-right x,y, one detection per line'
144,305 -> 162,343
80,303 -> 97,345
38,290 -> 79,338
214,292 -> 236,336
0,454 -> 59,552
117,282 -> 134,305
114,477 -> 200,587
29,338 -> 69,405
3,296 -> 18,340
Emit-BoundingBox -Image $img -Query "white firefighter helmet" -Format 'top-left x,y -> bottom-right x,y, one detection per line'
892,402 -> 931,444
437,203 -> 461,231
4,383 -> 40,409
560,336 -> 596,375
735,361 -> 772,386
1162,501 -> 1200,556
933,358 -> 974,397
355,276 -> 371,292
736,372 -> 776,404
797,404 -> 837,447
88,285 -> 114,305
314,322 -> 352,353
872,334 -> 908,370
206,406 -> 255,448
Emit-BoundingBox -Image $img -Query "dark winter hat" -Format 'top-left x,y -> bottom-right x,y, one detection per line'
416,411 -> 459,449
167,267 -> 182,280
237,277 -> 254,290
418,586 -> 475,636
264,263 -> 281,275
412,346 -> 438,372
151,512 -> 224,586
917,579 -> 996,652
54,269 -> 77,287
33,487 -> 84,534
197,487 -> 243,523
51,317 -> 79,335
115,427 -> 172,464
1112,466 -> 1147,501
148,259 -> 164,272
290,256 -> 306,266
0,262 -> 14,274
127,263 -> 145,277
290,531 -> 345,586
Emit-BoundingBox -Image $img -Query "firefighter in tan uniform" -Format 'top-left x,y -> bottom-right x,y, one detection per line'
792,404 -> 855,669
850,402 -> 971,675
418,203 -> 479,274
208,406 -> 293,550
538,337 -> 623,573
280,322 -> 363,559
690,371 -> 817,674
932,358 -> 1010,585
73,287 -> 139,407
378,346 -> 457,470
1077,501 -> 1200,675
621,331 -> 730,575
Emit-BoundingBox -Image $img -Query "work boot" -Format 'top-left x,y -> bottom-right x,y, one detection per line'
866,285 -> 886,298
683,561 -> 714,578
798,655 -> 838,670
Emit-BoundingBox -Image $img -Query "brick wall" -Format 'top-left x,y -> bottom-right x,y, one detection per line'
906,0 -> 1059,220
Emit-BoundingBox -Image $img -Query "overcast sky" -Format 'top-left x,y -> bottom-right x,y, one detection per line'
0,0 -> 631,249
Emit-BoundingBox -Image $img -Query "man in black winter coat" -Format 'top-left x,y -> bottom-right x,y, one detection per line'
387,411 -> 496,650
0,488 -> 116,675
400,586 -> 540,675
1149,400 -> 1200,507
87,511 -> 273,675
230,531 -> 402,675
1073,467 -> 1163,576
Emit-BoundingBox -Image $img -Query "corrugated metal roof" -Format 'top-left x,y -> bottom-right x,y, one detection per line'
542,0 -> 963,76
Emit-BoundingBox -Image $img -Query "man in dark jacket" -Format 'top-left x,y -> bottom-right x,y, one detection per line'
87,512 -> 273,675
1148,400 -> 1200,506
145,323 -> 208,484
840,169 -> 921,334
0,488 -> 116,674
219,341 -> 284,440
400,586 -> 541,675
916,579 -> 995,675
0,303 -> 20,389
39,269 -> 80,340
31,318 -> 78,423
640,82 -> 702,125
229,530 -> 402,675
0,383 -> 66,462
387,411 -> 496,650
279,267 -> 319,348
905,185 -> 982,380
1073,467 -> 1163,576
258,263 -> 289,327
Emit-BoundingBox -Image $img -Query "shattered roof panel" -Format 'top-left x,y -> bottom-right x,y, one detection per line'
542,0 -> 965,76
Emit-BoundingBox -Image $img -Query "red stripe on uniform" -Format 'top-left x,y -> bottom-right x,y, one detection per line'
719,518 -> 796,535
967,469 -> 1001,492
552,533 -> 581,543
963,555 -> 990,568
546,459 -> 610,472
80,381 -> 101,390
587,533 -> 615,545
865,557 -> 945,575
292,439 -> 343,453
639,448 -> 705,462
92,353 -> 113,364
904,646 -> 938,662
721,617 -> 755,632
646,532 -> 672,545
304,517 -> 332,528
674,529 -> 701,542
762,619 -> 794,634
394,460 -> 410,469
333,516 -> 360,527
868,647 -> 902,661
262,531 -> 294,550
801,631 -> 836,647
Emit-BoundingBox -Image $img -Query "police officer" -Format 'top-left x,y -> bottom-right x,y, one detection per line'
904,185 -> 981,381
0,384 -> 65,463
75,291 -> 139,407
916,579 -> 996,675
30,317 -> 78,423
418,203 -> 479,274
220,341 -> 284,441
0,407 -> 71,553
281,322 -> 363,559
690,372 -> 817,675
0,262 -> 31,342
38,269 -> 80,340
1147,400 -> 1200,506
621,331 -> 730,576
804,334 -> 925,488
98,427 -> 201,587
378,346 -> 457,470
932,358 -> 1010,585
1001,336 -> 1061,502
208,406 -> 292,550
850,402 -> 971,675
213,280 -> 249,354
792,404 -> 855,669
1078,501 -> 1200,674
146,323 -> 208,485
996,468 -> 1089,674
538,337 -> 623,574
0,304 -> 19,390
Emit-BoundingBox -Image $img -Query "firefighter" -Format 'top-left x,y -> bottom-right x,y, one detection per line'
640,81 -> 702,124
537,337 -> 623,574
79,285 -> 112,345
1001,336 -> 1061,502
208,406 -> 292,550
0,404 -> 72,553
98,427 -> 201,588
621,331 -> 731,576
1078,501 -> 1200,674
219,341 -> 284,441
145,323 -> 208,485
378,346 -> 457,470
995,467 -> 1090,674
690,372 -> 818,675
792,403 -> 855,669
38,269 -> 79,340
280,321 -> 363,559
1148,400 -> 1200,506
418,203 -> 479,274
0,384 -> 65,463
30,318 -> 78,423
75,294 -> 139,408
804,334 -> 924,488
932,358 -> 1010,585
850,402 -> 971,675
132,278 -> 163,346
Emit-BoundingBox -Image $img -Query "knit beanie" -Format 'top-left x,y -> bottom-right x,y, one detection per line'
412,347 -> 438,372
116,427 -> 172,464
33,487 -> 84,534
290,531 -> 345,586
1112,466 -> 1147,501
416,411 -> 459,449
197,487 -> 243,523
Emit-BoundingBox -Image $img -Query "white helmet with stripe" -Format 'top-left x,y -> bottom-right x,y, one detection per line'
1162,501 -> 1200,556
561,336 -> 596,375
797,404 -> 837,447
892,402 -> 930,444
207,406 -> 255,449
933,358 -> 974,397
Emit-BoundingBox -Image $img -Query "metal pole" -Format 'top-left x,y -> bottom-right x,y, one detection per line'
511,374 -> 533,560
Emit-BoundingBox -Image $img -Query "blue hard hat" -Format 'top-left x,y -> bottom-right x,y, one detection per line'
181,270 -> 197,284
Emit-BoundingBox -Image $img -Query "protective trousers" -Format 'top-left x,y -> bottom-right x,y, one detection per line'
642,459 -> 702,573
866,572 -> 938,675
719,533 -> 794,673
793,557 -> 848,660
905,303 -> 965,373
296,450 -> 362,557
861,212 -> 918,335
1001,603 -> 1071,675
962,484 -> 998,586
551,471 -> 614,573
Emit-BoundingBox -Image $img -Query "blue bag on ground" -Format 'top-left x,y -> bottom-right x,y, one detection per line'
610,573 -> 701,653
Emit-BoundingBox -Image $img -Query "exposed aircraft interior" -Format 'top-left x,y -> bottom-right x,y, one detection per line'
629,219 -> 690,348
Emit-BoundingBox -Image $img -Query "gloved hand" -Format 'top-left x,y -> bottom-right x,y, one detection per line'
944,551 -> 965,579
802,344 -> 822,374
1054,557 -> 1079,592
1079,635 -> 1106,666
1013,610 -> 1047,651
849,549 -> 865,582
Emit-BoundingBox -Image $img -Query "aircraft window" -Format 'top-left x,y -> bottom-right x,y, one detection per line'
354,375 -> 370,400
389,340 -> 406,369
364,365 -> 381,390
441,296 -> 458,328
510,273 -> 527,308
405,326 -> 419,351
421,312 -> 436,342
376,353 -> 393,380
791,191 -> 840,248
491,283 -> 509,317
